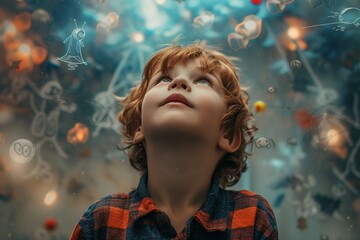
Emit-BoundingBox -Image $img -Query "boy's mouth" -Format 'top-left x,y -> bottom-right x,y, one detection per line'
160,93 -> 194,108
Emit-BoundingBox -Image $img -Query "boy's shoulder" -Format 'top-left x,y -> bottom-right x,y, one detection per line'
225,189 -> 278,238
83,192 -> 132,215
227,189 -> 271,202
225,189 -> 275,216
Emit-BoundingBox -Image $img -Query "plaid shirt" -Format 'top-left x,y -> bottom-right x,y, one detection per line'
70,172 -> 278,240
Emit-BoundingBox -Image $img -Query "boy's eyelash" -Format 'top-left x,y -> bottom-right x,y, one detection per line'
155,75 -> 171,84
196,77 -> 212,85
154,75 -> 213,85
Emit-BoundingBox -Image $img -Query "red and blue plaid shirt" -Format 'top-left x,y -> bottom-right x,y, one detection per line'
70,172 -> 278,239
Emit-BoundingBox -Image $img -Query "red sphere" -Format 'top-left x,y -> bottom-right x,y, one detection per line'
44,218 -> 57,231
251,0 -> 262,5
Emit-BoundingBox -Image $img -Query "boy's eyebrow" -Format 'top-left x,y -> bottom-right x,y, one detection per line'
149,70 -> 163,80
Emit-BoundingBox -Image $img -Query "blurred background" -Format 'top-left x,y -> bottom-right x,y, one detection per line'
0,0 -> 359,239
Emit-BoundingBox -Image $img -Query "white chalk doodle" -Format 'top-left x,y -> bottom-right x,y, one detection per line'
255,136 -> 275,149
302,7 -> 360,31
57,19 -> 87,70
22,73 -> 77,181
9,139 -> 36,163
91,36 -> 152,136
91,91 -> 121,137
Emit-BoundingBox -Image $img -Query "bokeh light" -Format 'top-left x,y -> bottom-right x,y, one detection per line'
44,218 -> 58,231
132,31 -> 144,42
44,190 -> 58,206
288,27 -> 300,40
67,123 -> 89,145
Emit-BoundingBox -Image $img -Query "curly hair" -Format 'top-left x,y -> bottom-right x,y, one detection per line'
118,41 -> 257,188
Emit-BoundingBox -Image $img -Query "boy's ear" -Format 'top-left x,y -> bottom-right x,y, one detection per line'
132,126 -> 145,144
218,130 -> 241,153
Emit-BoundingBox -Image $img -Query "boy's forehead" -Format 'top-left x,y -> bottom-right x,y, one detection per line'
152,58 -> 218,75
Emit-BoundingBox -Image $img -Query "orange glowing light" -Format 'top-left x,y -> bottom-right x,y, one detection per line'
287,27 -> 300,40
31,47 -> 48,64
3,32 -> 20,50
13,12 -> 32,31
6,51 -> 32,72
326,129 -> 342,147
322,128 -> 348,159
67,123 -> 89,144
295,108 -> 318,129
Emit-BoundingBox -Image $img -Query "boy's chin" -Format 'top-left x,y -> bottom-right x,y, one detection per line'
145,124 -> 209,142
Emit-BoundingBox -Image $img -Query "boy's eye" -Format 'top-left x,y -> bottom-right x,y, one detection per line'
196,78 -> 212,85
156,77 -> 172,84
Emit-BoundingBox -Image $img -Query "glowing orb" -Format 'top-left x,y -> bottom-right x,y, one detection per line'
254,101 -> 266,112
132,32 -> 144,43
44,218 -> 57,231
288,27 -> 300,40
44,190 -> 58,206
9,139 -> 36,163
67,123 -> 89,145
251,0 -> 262,5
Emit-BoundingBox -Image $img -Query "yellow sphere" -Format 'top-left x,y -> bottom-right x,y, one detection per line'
254,100 -> 266,112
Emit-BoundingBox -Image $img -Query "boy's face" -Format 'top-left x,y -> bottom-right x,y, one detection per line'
136,58 -> 228,145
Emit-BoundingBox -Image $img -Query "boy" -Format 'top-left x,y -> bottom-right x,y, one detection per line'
70,42 -> 278,239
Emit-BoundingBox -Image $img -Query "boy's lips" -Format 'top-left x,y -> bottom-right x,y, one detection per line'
160,93 -> 194,108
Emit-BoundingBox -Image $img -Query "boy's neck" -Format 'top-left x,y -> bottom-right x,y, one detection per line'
145,137 -> 224,215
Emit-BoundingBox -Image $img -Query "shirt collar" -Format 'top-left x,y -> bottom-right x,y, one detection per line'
129,171 -> 228,232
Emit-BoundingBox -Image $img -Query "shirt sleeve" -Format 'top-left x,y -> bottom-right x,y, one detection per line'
69,203 -> 97,240
254,195 -> 279,240
267,228 -> 279,240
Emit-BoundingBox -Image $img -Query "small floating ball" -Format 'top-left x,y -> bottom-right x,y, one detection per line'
254,100 -> 266,112
251,0 -> 262,5
44,218 -> 57,231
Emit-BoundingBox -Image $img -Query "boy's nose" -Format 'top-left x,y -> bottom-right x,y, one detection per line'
168,78 -> 191,92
